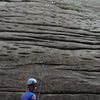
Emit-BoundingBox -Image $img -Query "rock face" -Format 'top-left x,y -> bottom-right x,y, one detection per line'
0,0 -> 100,100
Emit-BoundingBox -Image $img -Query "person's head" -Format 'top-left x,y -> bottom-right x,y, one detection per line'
27,78 -> 38,92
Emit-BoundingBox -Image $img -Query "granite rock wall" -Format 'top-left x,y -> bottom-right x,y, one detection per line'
0,0 -> 100,100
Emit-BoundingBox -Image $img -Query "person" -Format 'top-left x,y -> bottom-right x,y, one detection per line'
21,78 -> 38,100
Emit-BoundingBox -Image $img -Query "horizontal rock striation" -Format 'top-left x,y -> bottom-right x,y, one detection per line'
0,0 -> 100,100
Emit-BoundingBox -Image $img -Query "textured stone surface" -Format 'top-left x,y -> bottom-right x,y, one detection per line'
0,0 -> 100,100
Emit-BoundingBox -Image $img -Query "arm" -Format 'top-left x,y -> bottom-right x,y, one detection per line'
31,94 -> 36,100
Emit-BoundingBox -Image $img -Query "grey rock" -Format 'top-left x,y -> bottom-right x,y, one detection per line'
0,0 -> 100,100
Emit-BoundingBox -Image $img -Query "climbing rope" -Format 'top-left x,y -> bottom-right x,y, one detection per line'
37,1 -> 56,100
37,64 -> 44,100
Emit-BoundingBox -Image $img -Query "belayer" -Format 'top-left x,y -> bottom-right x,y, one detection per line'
21,78 -> 38,100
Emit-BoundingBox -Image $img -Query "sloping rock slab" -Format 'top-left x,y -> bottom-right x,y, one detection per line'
0,0 -> 100,100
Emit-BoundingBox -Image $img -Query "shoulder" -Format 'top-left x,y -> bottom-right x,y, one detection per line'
22,91 -> 36,100
22,91 -> 33,97
27,91 -> 36,100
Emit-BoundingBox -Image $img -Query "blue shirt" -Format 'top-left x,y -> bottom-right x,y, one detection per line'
21,90 -> 36,100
